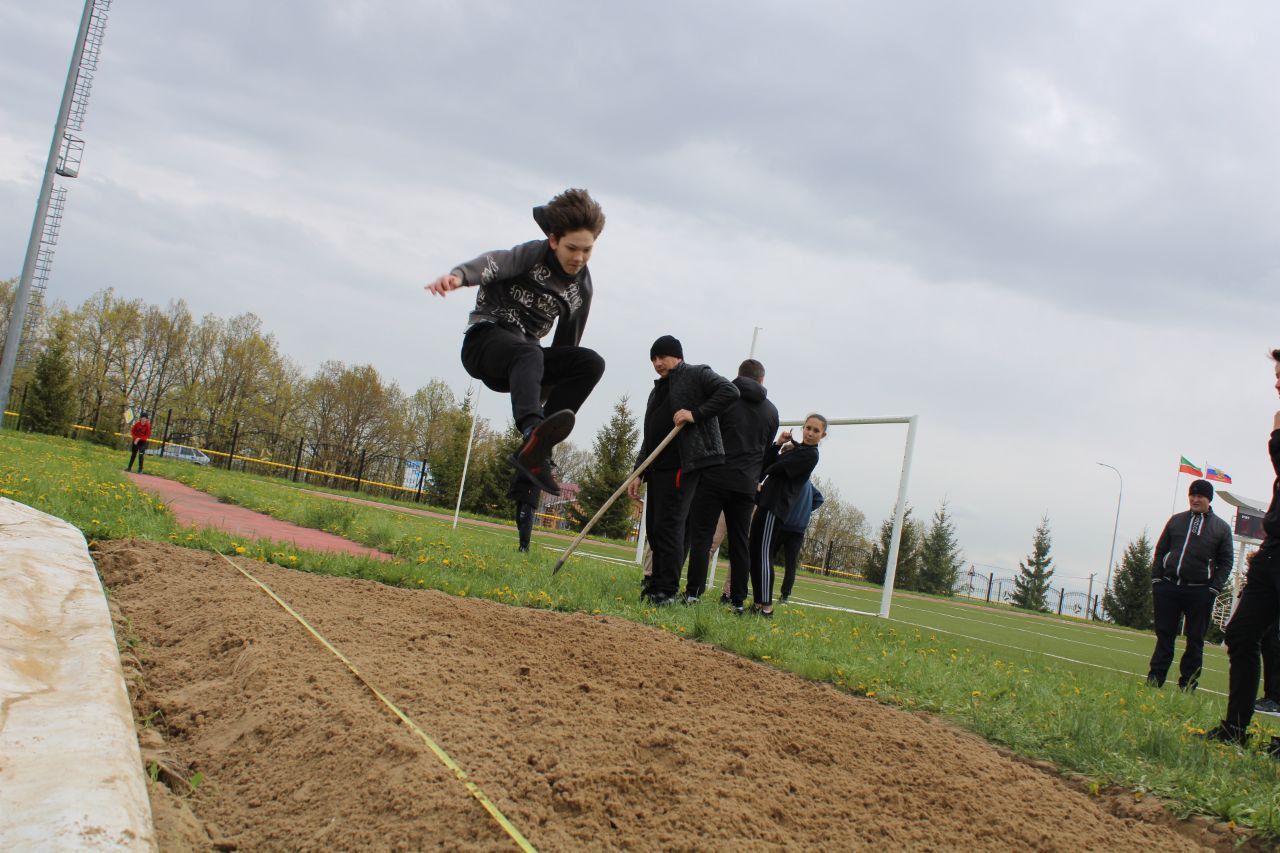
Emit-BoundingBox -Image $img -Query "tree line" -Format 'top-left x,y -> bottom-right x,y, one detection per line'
3,280 -> 967,584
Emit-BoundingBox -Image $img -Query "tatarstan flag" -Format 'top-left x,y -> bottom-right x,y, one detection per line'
1179,456 -> 1203,476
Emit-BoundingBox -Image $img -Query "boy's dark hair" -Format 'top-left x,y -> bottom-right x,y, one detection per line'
1271,348 -> 1280,362
738,358 -> 765,382
534,188 -> 606,238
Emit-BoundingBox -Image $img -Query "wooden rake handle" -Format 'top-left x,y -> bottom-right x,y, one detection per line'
552,423 -> 684,575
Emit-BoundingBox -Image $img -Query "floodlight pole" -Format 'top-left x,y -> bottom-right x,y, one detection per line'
0,0 -> 97,420
749,326 -> 762,359
1096,462 -> 1123,595
879,416 -> 919,618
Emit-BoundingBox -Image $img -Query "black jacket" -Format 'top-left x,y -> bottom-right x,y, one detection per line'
1259,429 -> 1280,556
757,441 -> 820,518
1152,507 -> 1234,591
636,363 -> 739,475
700,376 -> 780,493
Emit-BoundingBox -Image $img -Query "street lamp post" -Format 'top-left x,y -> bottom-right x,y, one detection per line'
1096,462 -> 1123,597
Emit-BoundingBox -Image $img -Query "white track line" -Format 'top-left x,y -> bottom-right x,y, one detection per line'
790,597 -> 1228,697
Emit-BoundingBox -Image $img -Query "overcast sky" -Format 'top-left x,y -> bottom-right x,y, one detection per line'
3,1 -> 1278,598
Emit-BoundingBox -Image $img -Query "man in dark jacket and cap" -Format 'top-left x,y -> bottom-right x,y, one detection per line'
1147,478 -> 1234,691
683,358 -> 779,603
628,336 -> 739,605
425,188 -> 607,496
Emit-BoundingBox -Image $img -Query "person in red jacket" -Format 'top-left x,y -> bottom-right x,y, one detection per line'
126,411 -> 152,473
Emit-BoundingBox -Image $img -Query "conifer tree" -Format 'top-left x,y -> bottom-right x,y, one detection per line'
1011,516 -> 1055,612
865,506 -> 922,587
24,324 -> 75,436
1102,533 -> 1154,629
918,501 -> 964,596
569,397 -> 639,540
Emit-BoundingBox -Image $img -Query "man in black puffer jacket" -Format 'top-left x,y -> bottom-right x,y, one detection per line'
628,336 -> 739,605
1147,478 -> 1234,691
683,358 -> 780,602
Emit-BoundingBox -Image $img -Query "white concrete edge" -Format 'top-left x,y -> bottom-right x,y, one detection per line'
0,497 -> 156,851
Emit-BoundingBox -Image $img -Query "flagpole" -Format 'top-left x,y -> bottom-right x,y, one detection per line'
1170,468 -> 1181,515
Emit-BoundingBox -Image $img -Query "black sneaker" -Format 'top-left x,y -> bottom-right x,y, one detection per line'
1255,698 -> 1280,717
509,409 -> 575,495
718,593 -> 732,604
682,594 -> 699,605
647,593 -> 676,607
1198,723 -> 1248,747
1269,737 -> 1280,759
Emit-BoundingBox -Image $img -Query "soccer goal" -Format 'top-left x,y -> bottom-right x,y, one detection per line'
694,415 -> 918,618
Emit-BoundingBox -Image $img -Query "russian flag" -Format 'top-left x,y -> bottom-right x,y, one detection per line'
1206,467 -> 1232,484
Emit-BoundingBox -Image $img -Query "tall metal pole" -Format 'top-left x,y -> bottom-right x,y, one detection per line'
0,0 -> 97,420
452,385 -> 480,529
748,326 -> 762,359
1096,462 -> 1123,595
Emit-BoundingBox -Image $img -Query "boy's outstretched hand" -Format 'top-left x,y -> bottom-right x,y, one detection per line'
425,274 -> 462,296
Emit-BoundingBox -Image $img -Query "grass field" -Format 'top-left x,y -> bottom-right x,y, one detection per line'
2,429 -> 1278,838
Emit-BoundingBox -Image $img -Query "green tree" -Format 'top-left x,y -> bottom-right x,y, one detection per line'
24,322 -> 76,435
1011,516 -> 1055,612
1103,533 -> 1154,629
864,506 -> 922,588
918,501 -> 964,596
467,424 -> 525,517
570,397 -> 639,539
426,392 -> 480,507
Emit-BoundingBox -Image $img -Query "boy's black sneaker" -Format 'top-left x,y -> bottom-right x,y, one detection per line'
509,409 -> 575,495
1269,736 -> 1280,759
1198,723 -> 1248,747
718,593 -> 732,604
1254,698 -> 1280,717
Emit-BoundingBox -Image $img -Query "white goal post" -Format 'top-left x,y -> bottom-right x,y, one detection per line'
777,415 -> 919,619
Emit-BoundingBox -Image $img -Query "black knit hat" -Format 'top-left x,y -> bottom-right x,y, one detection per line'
1188,479 -> 1214,500
650,335 -> 683,360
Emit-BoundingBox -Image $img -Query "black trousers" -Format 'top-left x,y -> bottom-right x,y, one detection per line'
777,529 -> 805,600
644,468 -> 700,599
749,508 -> 782,606
1224,549 -> 1280,729
515,501 -> 535,552
1147,581 -> 1216,688
1263,617 -> 1280,702
460,323 -> 605,433
127,439 -> 146,472
686,478 -> 754,600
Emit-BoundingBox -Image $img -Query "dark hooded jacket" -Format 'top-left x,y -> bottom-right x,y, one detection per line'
636,363 -> 739,475
699,375 -> 780,493
1152,506 -> 1234,591
757,440 -> 820,518
451,205 -> 592,347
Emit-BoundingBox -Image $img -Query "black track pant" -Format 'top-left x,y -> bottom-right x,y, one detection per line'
777,529 -> 805,600
749,508 -> 782,607
460,323 -> 605,433
1262,617 -> 1280,702
686,479 -> 754,600
126,440 -> 146,472
1147,582 -> 1216,689
644,468 -> 700,599
1224,549 -> 1280,729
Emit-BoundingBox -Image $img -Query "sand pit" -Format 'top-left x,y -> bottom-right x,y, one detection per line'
97,538 -> 1220,851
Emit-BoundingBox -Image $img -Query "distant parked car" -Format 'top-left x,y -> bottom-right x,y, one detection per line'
146,443 -> 211,466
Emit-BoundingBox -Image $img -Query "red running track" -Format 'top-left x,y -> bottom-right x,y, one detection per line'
128,473 -> 392,561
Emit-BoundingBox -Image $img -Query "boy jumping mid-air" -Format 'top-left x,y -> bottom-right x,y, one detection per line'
425,189 -> 607,497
